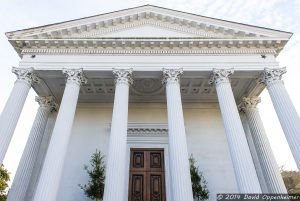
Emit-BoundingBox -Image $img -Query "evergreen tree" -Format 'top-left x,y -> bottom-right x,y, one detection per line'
189,155 -> 209,201
0,164 -> 10,201
79,150 -> 105,201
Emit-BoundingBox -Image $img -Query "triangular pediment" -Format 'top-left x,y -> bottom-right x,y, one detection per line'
6,5 -> 291,40
6,5 -> 292,57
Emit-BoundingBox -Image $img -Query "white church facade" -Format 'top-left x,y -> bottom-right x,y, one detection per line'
1,5 -> 300,201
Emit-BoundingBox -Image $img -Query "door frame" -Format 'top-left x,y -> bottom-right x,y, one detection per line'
125,123 -> 171,201
128,148 -> 166,201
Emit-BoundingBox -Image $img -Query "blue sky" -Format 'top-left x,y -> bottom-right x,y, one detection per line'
0,0 -> 299,182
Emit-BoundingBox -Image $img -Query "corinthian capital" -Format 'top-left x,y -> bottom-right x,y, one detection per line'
35,96 -> 58,112
112,68 -> 133,85
12,67 -> 40,85
240,97 -> 261,112
209,68 -> 234,85
259,67 -> 286,86
162,68 -> 183,85
62,68 -> 87,85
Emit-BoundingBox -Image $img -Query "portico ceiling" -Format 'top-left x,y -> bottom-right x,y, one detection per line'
33,69 -> 263,104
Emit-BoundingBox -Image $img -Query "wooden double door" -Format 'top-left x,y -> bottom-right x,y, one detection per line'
128,148 -> 166,201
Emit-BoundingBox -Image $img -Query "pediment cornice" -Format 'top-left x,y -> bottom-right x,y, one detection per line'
6,5 -> 292,57
6,5 -> 292,39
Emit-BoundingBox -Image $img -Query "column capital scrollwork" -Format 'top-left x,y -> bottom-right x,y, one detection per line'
259,67 -> 286,86
35,96 -> 58,112
62,68 -> 88,86
162,68 -> 183,85
112,68 -> 133,85
12,67 -> 40,85
240,97 -> 261,112
209,68 -> 234,85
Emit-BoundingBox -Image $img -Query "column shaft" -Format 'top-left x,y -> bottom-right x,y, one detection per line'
0,67 -> 39,164
260,68 -> 300,169
0,81 -> 30,163
240,111 -> 269,193
25,111 -> 58,201
103,69 -> 132,201
211,69 -> 261,193
268,82 -> 300,169
33,69 -> 86,201
7,96 -> 56,201
242,97 -> 287,193
163,68 -> 193,201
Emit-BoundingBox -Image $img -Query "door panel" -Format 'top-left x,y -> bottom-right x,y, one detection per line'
149,151 -> 164,172
131,151 -> 146,171
129,149 -> 166,201
147,172 -> 165,201
129,172 -> 147,201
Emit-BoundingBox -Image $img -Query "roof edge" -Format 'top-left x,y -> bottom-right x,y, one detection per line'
6,4 -> 293,38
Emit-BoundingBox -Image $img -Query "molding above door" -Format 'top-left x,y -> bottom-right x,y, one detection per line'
127,123 -> 168,144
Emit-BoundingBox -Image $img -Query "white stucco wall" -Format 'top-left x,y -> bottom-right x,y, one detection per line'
184,104 -> 239,200
56,102 -> 238,201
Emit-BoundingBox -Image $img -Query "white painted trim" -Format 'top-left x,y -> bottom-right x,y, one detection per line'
21,48 -> 277,56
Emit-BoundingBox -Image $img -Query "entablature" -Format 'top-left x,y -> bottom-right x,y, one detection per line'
13,37 -> 285,56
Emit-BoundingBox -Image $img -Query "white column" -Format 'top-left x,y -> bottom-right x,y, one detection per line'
25,111 -> 58,201
103,69 -> 133,201
163,68 -> 193,201
0,67 -> 39,164
241,97 -> 287,193
210,68 -> 261,193
239,111 -> 269,193
33,69 -> 87,201
7,96 -> 57,201
260,67 -> 300,170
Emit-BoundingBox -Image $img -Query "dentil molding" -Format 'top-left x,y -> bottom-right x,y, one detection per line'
127,123 -> 168,137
